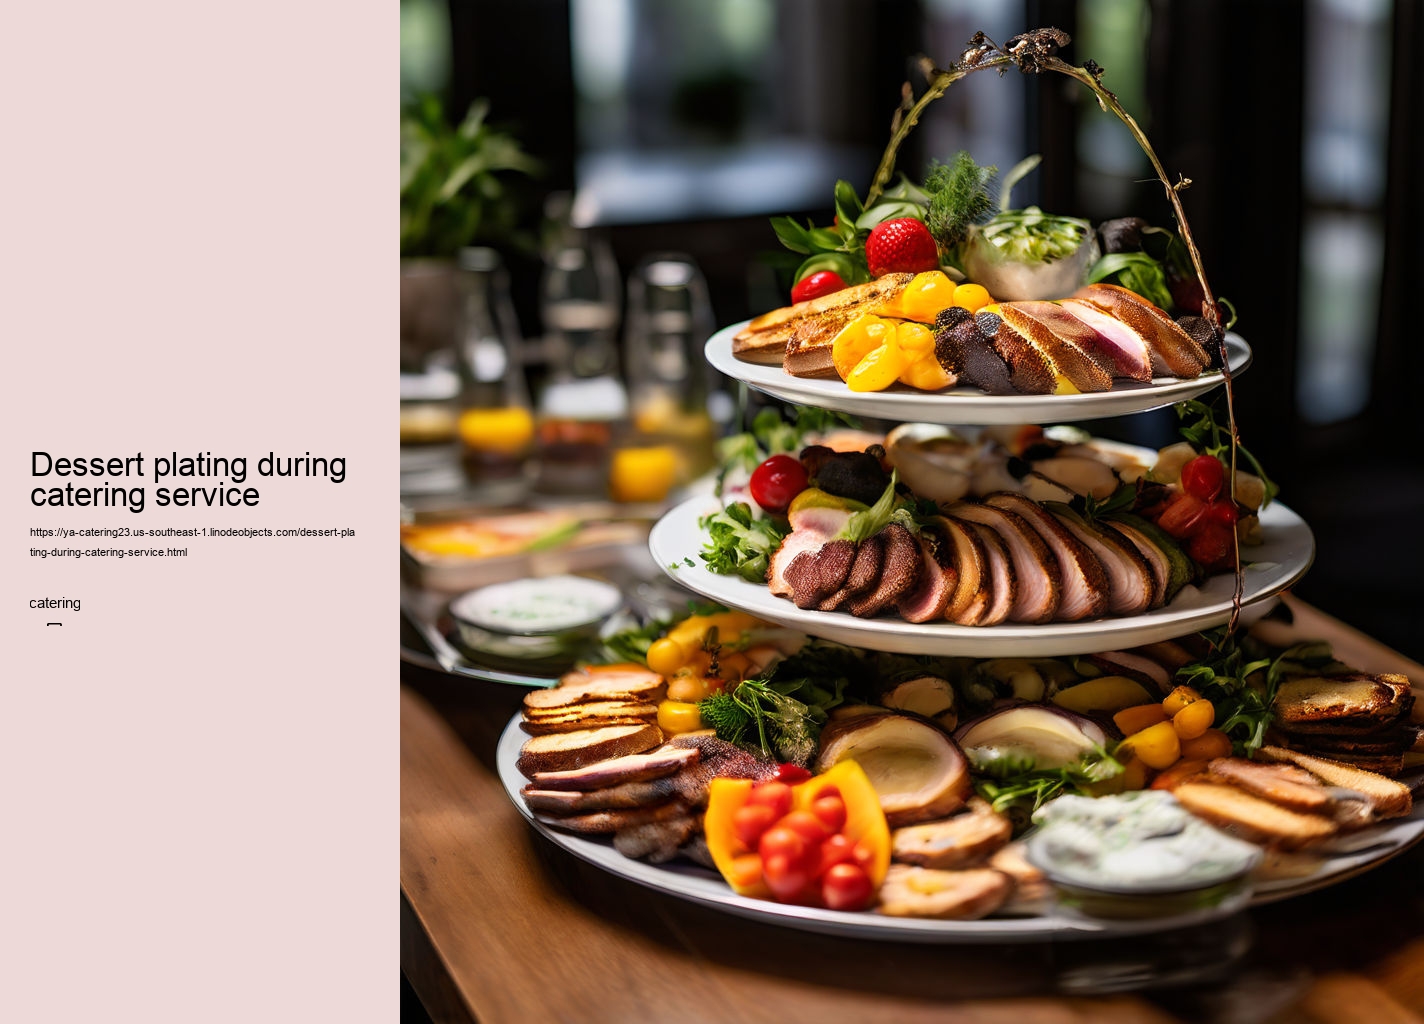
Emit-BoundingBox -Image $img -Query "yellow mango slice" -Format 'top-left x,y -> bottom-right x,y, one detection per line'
846,339 -> 909,392
832,314 -> 890,380
1051,675 -> 1158,714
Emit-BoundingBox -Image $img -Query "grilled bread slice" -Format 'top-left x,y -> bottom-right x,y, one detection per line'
782,308 -> 859,378
1256,745 -> 1413,817
1171,782 -> 1339,849
516,723 -> 664,778
731,273 -> 915,365
1204,758 -> 1330,814
1272,673 -> 1413,733
522,667 -> 665,711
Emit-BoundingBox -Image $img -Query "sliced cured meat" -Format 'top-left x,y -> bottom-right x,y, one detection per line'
766,505 -> 852,595
949,502 -> 1060,623
1046,505 -> 1154,616
1106,521 -> 1169,609
966,521 -> 1016,626
784,538 -> 855,609
897,524 -> 957,623
935,308 -> 1017,395
974,311 -> 1056,394
1058,299 -> 1154,381
931,516 -> 991,625
999,303 -> 1114,393
984,492 -> 1109,622
1072,283 -> 1209,377
1011,300 -> 1128,379
847,523 -> 922,618
818,532 -> 885,611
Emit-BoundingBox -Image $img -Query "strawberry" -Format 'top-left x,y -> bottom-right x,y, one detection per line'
791,270 -> 847,304
865,217 -> 939,277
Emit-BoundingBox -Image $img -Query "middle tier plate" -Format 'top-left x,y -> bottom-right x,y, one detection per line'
707,321 -> 1252,425
651,496 -> 1314,656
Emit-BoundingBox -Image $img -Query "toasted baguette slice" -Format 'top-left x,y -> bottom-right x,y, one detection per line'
1256,745 -> 1413,816
877,865 -> 1013,919
516,723 -> 663,778
522,668 -> 665,711
524,700 -> 659,721
1205,758 -> 1330,814
782,308 -> 859,378
1172,782 -> 1339,849
520,716 -> 657,736
1273,674 -> 1413,731
732,274 -> 914,363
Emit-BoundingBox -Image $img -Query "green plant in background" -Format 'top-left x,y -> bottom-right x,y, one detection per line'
400,96 -> 540,258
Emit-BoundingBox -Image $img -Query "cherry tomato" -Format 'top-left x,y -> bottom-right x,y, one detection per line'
1156,492 -> 1208,539
1180,454 -> 1225,501
1187,523 -> 1235,571
778,810 -> 832,846
758,826 -> 813,871
1205,499 -> 1239,529
762,852 -> 812,901
749,455 -> 809,514
773,763 -> 813,785
815,833 -> 857,876
850,840 -> 877,870
791,270 -> 848,304
810,794 -> 847,833
821,862 -> 875,911
731,803 -> 779,849
745,780 -> 794,818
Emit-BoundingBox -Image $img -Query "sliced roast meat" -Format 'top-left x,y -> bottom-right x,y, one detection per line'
664,733 -> 781,805
897,524 -> 958,623
999,303 -> 1114,392
930,516 -> 991,625
818,532 -> 885,611
767,505 -> 855,595
784,538 -> 855,609
966,521 -> 1016,626
1046,504 -> 1154,616
1107,521 -> 1169,609
984,492 -> 1109,622
1072,283 -> 1208,377
973,311 -> 1056,394
526,746 -> 699,791
935,309 -> 1017,395
1058,299 -> 1154,381
949,502 -> 1060,623
846,524 -> 922,618
1011,301 -> 1125,380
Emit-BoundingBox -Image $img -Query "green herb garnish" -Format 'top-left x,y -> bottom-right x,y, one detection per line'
698,502 -> 789,583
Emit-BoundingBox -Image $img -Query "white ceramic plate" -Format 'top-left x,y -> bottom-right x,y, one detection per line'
496,717 -> 1424,943
649,496 -> 1315,657
707,320 -> 1251,425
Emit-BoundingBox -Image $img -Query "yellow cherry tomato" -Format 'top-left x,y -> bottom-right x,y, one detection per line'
831,314 -> 890,380
646,637 -> 687,676
1162,685 -> 1204,717
657,700 -> 703,734
894,271 -> 957,322
1179,728 -> 1233,761
666,674 -> 710,703
1172,699 -> 1216,740
951,283 -> 993,313
1121,721 -> 1182,770
846,338 -> 909,392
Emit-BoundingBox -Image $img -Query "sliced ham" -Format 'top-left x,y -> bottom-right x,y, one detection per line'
967,521 -> 1016,626
846,524 -> 922,618
1058,299 -> 1154,381
984,492 -> 1109,622
1046,505 -> 1155,616
1106,521 -> 1169,609
932,516 -> 992,625
949,502 -> 1060,623
897,525 -> 958,623
1072,283 -> 1209,377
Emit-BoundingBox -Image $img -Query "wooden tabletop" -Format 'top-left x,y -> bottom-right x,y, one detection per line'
401,596 -> 1424,1024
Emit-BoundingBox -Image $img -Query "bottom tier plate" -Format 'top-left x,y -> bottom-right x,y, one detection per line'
649,496 -> 1315,656
497,717 -> 1424,943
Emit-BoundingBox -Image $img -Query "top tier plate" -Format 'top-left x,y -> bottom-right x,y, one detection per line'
706,321 -> 1251,425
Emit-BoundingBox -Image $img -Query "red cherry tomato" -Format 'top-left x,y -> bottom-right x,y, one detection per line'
1180,454 -> 1225,502
745,780 -> 794,819
758,826 -> 812,871
791,270 -> 848,304
762,852 -> 812,901
810,794 -> 847,833
850,840 -> 877,870
749,455 -> 809,514
815,833 -> 857,877
1156,492 -> 1209,539
1205,499 -> 1239,529
778,810 -> 832,846
731,803 -> 779,849
773,763 -> 813,784
1187,523 -> 1235,571
822,862 -> 875,911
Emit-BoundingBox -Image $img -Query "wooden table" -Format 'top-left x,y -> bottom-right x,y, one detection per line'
401,597 -> 1424,1024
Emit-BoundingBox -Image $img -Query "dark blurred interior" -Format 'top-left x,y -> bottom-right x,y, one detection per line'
401,0 -> 1424,660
